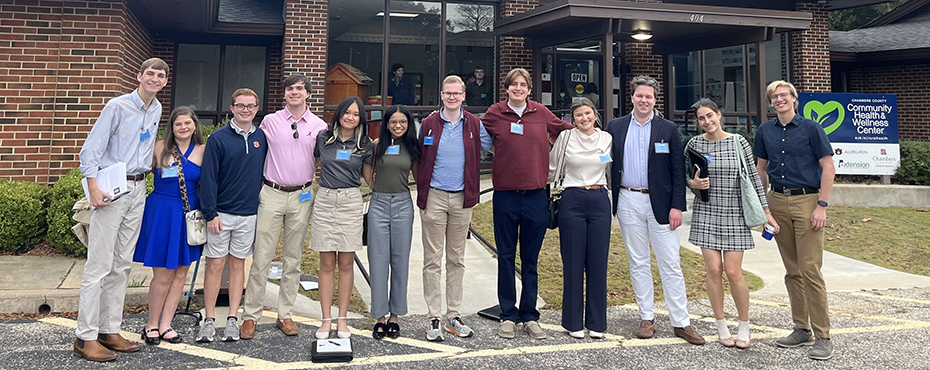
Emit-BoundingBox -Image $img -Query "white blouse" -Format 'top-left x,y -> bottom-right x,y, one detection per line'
548,127 -> 612,188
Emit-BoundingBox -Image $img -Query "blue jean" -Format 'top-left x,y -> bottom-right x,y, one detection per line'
558,188 -> 611,332
493,188 -> 547,322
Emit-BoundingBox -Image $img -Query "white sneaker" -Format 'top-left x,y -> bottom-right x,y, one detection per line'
568,330 -> 584,339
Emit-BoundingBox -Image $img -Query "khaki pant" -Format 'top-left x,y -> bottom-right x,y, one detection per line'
75,180 -> 146,340
767,191 -> 831,338
242,184 -> 314,321
420,188 -> 473,320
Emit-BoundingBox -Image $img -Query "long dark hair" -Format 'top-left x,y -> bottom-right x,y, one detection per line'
156,106 -> 203,168
323,96 -> 370,152
375,105 -> 420,162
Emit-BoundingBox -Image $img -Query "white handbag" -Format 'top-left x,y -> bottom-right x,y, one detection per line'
175,148 -> 207,246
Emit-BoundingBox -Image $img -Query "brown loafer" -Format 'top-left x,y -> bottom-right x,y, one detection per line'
276,318 -> 299,336
635,320 -> 657,339
98,333 -> 141,352
674,325 -> 707,345
73,339 -> 117,362
240,319 -> 256,340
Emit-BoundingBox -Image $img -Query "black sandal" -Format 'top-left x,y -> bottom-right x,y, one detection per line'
372,322 -> 387,340
142,328 -> 160,345
386,322 -> 400,339
160,328 -> 183,344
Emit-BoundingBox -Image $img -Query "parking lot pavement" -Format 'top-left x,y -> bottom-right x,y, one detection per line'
2,288 -> 929,370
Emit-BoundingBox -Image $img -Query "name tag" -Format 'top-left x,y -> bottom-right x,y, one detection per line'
140,129 -> 151,142
299,190 -> 313,203
336,149 -> 351,161
705,154 -> 712,164
161,165 -> 178,178
655,142 -> 669,154
480,93 -> 487,98
510,122 -> 524,135
386,145 -> 400,155
423,136 -> 434,146
599,154 -> 612,163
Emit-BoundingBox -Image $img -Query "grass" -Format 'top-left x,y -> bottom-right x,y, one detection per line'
824,206 -> 930,276
469,202 -> 764,309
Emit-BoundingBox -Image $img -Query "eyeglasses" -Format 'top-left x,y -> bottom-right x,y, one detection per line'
441,91 -> 464,98
233,104 -> 258,111
388,119 -> 408,126
633,77 -> 657,86
290,122 -> 299,139
770,92 -> 791,101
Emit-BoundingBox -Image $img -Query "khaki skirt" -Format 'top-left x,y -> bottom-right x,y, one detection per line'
310,187 -> 364,252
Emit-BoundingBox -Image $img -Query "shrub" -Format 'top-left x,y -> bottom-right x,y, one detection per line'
895,141 -> 930,185
47,168 -> 87,256
0,180 -> 50,253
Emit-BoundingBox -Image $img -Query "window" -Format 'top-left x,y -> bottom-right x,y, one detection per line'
446,3 -> 495,109
174,43 -> 268,125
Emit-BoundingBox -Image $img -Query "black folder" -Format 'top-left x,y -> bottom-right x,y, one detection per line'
687,148 -> 709,202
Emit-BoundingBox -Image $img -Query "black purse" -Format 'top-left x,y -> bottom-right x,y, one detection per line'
547,130 -> 572,230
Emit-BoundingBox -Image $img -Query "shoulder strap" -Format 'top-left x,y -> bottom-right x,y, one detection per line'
173,146 -> 191,213
554,129 -> 573,189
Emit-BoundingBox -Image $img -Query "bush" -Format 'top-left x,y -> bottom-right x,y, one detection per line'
47,168 -> 87,256
895,141 -> 930,185
0,180 -> 50,253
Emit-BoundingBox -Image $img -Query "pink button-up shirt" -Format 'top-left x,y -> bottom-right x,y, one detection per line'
260,105 -> 328,186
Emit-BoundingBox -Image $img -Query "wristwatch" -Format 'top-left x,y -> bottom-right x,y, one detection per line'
817,200 -> 829,208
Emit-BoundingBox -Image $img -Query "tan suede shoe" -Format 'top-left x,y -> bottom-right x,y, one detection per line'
240,319 -> 256,339
98,333 -> 141,352
73,339 -> 118,362
276,318 -> 299,336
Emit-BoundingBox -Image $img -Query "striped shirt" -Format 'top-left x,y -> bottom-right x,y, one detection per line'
79,90 -> 162,178
621,114 -> 653,189
429,108 -> 493,191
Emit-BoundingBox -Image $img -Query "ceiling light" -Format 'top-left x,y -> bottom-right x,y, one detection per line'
376,12 -> 419,18
631,30 -> 653,41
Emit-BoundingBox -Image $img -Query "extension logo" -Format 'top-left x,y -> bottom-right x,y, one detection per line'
803,100 -> 845,135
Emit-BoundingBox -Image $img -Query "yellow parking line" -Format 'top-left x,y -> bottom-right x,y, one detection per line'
851,292 -> 930,305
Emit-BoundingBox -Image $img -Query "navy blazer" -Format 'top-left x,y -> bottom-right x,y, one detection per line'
606,114 -> 687,224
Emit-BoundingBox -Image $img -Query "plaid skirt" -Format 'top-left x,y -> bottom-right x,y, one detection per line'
309,187 -> 364,252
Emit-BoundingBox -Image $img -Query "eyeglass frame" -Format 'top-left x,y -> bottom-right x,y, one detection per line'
232,103 -> 259,111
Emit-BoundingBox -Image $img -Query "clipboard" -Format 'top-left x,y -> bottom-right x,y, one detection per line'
687,148 -> 709,202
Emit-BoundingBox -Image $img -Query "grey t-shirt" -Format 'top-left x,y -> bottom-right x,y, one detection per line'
373,139 -> 413,193
314,130 -> 373,189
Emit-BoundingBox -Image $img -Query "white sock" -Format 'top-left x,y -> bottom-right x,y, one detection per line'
716,319 -> 731,339
737,320 -> 751,341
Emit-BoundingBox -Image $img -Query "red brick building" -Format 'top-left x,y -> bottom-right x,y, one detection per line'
1,0 -> 923,184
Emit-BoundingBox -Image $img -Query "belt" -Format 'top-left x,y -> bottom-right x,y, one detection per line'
127,173 -> 147,181
773,186 -> 819,196
622,186 -> 649,194
263,179 -> 313,192
569,185 -> 605,190
431,187 -> 463,193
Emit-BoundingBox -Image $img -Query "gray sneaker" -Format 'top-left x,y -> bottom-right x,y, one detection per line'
809,338 -> 834,360
426,318 -> 444,342
523,321 -> 546,340
445,317 -> 474,338
498,320 -> 516,339
197,318 -> 216,343
223,317 -> 240,342
775,328 -> 814,348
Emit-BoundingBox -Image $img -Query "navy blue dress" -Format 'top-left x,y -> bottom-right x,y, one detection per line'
133,145 -> 202,269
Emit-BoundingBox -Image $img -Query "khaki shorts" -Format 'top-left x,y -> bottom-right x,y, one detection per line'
204,212 -> 256,259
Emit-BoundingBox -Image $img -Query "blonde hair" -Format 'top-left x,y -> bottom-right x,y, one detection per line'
503,68 -> 532,91
442,75 -> 465,91
765,80 -> 799,111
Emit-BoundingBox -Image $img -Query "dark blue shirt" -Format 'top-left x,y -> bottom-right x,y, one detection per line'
388,77 -> 415,105
199,124 -> 267,221
753,114 -> 833,190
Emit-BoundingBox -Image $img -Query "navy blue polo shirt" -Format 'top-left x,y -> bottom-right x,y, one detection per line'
754,114 -> 833,190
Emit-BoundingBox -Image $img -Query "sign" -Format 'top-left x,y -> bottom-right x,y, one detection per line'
798,93 -> 899,175
570,73 -> 587,83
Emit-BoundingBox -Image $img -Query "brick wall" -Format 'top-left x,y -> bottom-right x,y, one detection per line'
848,63 -> 930,141
282,0 -> 327,116
624,42 -> 665,113
152,38 -> 173,121
0,0 -> 153,183
267,42 -> 284,113
791,2 -> 830,93
498,0 -> 538,102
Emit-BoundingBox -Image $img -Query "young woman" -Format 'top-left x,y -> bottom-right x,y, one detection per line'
685,98 -> 779,349
367,105 -> 419,339
133,106 -> 206,345
311,96 -> 374,339
548,98 -> 612,339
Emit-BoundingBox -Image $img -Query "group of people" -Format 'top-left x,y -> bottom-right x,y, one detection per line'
73,56 -> 836,363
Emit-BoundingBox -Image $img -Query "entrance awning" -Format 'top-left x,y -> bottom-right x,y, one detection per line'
495,0 -> 813,54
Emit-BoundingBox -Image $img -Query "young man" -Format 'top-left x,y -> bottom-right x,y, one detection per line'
74,57 -> 168,362
755,80 -> 835,360
465,67 -> 491,107
605,76 -> 705,345
418,75 -> 493,341
241,74 -> 327,338
197,88 -> 267,343
482,68 -> 573,340
388,63 -> 415,106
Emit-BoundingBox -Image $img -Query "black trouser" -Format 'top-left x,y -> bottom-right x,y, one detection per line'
558,188 -> 611,332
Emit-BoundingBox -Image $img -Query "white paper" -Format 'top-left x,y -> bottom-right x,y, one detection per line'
300,281 -> 319,291
541,92 -> 552,106
81,162 -> 129,207
315,338 -> 351,353
613,94 -> 619,106
612,77 -> 621,90
541,73 -> 551,82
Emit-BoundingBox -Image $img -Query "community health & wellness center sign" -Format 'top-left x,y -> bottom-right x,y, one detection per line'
799,93 -> 899,175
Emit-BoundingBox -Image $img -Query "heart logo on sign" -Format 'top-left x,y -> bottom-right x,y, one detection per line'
803,100 -> 845,135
